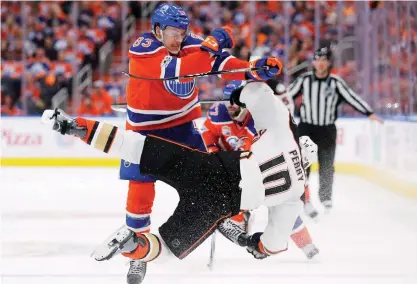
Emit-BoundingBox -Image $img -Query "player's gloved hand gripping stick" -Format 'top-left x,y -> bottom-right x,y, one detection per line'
42,109 -> 87,139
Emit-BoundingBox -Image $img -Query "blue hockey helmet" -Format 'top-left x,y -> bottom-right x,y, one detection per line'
223,81 -> 246,100
151,4 -> 190,33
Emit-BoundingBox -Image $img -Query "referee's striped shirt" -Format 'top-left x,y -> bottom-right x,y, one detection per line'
286,71 -> 373,126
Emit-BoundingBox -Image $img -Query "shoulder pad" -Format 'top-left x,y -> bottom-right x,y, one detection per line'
182,33 -> 204,48
129,33 -> 165,56
208,103 -> 233,123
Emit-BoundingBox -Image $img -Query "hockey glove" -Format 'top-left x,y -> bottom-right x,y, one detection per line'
299,136 -> 318,169
41,109 -> 87,139
201,26 -> 235,56
245,232 -> 269,260
246,57 -> 282,81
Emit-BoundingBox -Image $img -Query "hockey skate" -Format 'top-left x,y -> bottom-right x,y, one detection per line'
322,200 -> 333,213
91,225 -> 139,261
304,201 -> 319,220
218,212 -> 251,246
302,243 -> 320,259
127,260 -> 147,284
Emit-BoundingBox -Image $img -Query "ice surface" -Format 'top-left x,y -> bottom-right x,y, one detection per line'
1,167 -> 417,284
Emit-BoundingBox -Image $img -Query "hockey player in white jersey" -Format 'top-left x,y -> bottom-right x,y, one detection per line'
266,79 -> 320,220
227,81 -> 312,257
42,81 -> 317,262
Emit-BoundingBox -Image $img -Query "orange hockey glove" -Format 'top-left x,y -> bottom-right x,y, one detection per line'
201,26 -> 235,56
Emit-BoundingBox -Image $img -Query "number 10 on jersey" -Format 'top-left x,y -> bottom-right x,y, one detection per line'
259,153 -> 292,197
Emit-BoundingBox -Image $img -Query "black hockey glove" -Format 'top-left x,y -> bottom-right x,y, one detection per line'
229,86 -> 246,108
245,232 -> 269,260
42,108 -> 87,138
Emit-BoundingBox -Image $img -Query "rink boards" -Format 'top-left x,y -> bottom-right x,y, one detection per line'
1,116 -> 417,197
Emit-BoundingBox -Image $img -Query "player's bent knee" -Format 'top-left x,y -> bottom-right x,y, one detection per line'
239,154 -> 264,210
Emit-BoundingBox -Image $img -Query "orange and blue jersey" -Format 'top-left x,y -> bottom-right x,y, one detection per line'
202,103 -> 256,152
126,32 -> 251,131
1,61 -> 23,79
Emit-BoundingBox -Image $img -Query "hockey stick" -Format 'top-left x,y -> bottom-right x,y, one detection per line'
111,100 -> 229,113
207,231 -> 216,270
121,66 -> 267,81
112,66 -> 269,113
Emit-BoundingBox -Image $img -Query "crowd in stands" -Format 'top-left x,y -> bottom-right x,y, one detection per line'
1,1 -> 124,116
1,1 -> 416,116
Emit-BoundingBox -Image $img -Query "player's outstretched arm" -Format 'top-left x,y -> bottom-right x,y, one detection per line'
41,109 -> 146,164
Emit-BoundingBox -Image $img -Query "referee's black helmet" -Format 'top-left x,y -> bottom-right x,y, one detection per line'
314,46 -> 333,61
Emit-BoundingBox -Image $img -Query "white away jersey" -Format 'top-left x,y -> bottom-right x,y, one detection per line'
239,82 -> 305,253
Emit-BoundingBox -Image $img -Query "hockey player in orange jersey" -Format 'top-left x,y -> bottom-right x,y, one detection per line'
202,81 -> 319,259
202,82 -> 256,153
118,3 -> 283,283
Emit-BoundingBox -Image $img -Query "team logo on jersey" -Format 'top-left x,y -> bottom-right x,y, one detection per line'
161,56 -> 173,68
163,78 -> 196,99
226,136 -> 248,151
222,126 -> 231,136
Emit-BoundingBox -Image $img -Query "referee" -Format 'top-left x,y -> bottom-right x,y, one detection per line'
285,47 -> 383,217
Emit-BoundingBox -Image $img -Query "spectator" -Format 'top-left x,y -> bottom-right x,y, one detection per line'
1,94 -> 22,116
2,1 -> 416,116
30,73 -> 61,114
90,80 -> 113,115
44,35 -> 58,61
77,95 -> 99,116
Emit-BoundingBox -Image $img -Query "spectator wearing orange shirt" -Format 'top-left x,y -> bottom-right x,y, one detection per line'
77,95 -> 100,116
90,80 -> 113,115
53,51 -> 73,79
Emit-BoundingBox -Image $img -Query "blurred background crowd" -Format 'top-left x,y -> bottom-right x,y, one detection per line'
1,1 -> 416,117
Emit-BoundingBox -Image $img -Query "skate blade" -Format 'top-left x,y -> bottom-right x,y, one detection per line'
90,225 -> 133,261
91,234 -> 130,261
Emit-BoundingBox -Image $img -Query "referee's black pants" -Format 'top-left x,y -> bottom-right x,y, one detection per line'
297,122 -> 337,203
